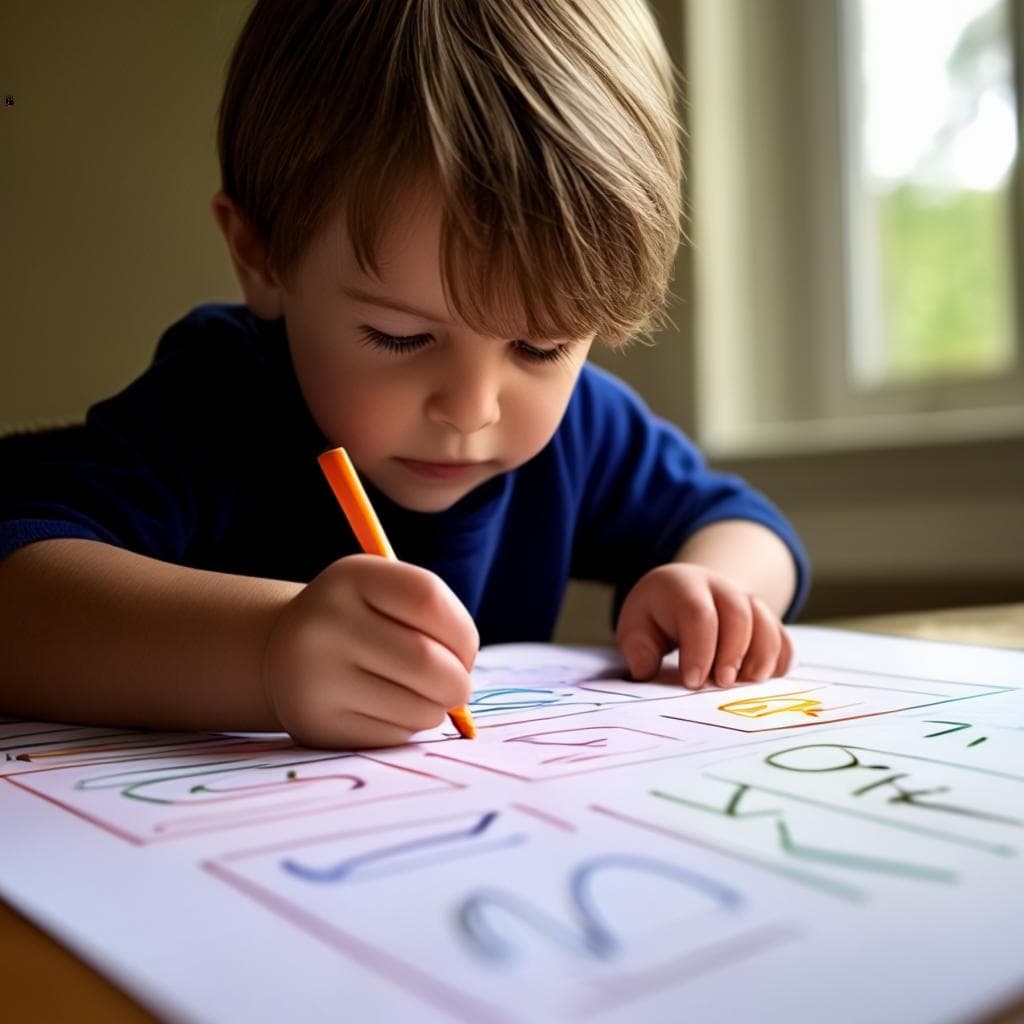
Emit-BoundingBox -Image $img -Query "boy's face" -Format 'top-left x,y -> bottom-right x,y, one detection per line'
277,190 -> 594,512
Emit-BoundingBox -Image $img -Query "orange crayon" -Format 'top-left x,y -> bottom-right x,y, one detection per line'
318,446 -> 477,739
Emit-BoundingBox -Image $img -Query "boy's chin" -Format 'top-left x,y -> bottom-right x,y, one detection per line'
386,482 -> 480,514
372,475 -> 484,514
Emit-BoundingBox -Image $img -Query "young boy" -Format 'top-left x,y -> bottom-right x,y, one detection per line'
0,0 -> 807,749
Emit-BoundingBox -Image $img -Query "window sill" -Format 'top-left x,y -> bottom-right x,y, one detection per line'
700,403 -> 1024,461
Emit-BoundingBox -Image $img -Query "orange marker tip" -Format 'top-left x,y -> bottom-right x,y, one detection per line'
450,707 -> 477,739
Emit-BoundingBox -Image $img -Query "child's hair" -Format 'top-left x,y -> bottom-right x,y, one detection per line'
217,0 -> 681,346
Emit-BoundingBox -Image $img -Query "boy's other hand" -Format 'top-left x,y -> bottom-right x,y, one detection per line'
615,563 -> 792,690
261,555 -> 478,749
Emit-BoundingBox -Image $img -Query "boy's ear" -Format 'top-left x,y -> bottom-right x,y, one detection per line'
211,191 -> 284,320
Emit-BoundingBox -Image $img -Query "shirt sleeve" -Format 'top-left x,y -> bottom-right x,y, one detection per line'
567,365 -> 810,622
0,306 -> 259,566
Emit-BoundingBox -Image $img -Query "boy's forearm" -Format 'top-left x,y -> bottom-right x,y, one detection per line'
674,519 -> 798,618
0,539 -> 301,731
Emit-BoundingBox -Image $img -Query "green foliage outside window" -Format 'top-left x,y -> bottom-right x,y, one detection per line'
876,183 -> 1014,382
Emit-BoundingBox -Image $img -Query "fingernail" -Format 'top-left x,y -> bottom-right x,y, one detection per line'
718,665 -> 737,687
684,666 -> 703,690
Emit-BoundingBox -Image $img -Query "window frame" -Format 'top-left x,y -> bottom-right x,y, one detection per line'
686,0 -> 1024,460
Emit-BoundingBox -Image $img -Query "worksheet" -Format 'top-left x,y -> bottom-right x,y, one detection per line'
2,626 -> 1023,1024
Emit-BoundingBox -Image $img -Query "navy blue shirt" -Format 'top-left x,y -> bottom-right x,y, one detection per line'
0,304 -> 809,642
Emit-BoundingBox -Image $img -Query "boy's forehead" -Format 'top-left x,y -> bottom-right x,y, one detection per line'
289,195 -> 429,312
305,183 -> 586,342
347,212 -> 465,325
313,186 -> 443,287
320,191 -> 537,335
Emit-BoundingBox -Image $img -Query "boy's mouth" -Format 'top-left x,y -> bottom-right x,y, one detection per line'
396,458 -> 489,481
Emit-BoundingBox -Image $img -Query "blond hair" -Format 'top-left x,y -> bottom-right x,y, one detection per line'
218,0 -> 681,345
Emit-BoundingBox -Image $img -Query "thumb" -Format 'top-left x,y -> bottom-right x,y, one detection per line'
616,593 -> 673,682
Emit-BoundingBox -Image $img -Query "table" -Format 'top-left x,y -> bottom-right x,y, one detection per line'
823,602 -> 1024,652
2,603 -> 1023,1023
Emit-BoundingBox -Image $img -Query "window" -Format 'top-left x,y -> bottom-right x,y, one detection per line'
845,0 -> 1016,387
686,0 -> 1024,457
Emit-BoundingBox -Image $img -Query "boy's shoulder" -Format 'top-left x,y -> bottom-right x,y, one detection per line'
568,360 -> 664,434
89,304 -> 297,437
575,360 -> 645,402
550,359 -> 690,482
152,303 -> 280,364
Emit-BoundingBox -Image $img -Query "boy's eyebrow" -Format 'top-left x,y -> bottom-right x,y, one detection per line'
341,285 -> 448,323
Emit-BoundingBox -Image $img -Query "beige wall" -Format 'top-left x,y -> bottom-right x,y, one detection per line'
0,1 -> 249,433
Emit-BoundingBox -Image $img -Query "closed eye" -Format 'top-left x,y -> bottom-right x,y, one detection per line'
511,340 -> 573,365
358,325 -> 574,365
358,326 -> 433,354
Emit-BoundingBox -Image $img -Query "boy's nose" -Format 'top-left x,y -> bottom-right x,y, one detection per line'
425,366 -> 501,434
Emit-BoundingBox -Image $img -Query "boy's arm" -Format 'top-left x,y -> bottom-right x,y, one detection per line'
673,518 -> 797,618
616,518 -> 799,690
0,538 -> 476,749
0,539 -> 298,731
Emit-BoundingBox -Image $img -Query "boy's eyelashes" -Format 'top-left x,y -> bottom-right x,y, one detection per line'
357,326 -> 574,364
358,326 -> 432,355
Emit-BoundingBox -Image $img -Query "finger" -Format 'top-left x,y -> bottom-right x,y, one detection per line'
340,667 -> 452,734
292,709 -> 423,751
353,617 -> 472,711
615,585 -> 676,681
617,618 -> 674,681
774,625 -> 794,678
673,589 -> 719,690
710,588 -> 754,688
355,557 -> 479,670
737,598 -> 783,681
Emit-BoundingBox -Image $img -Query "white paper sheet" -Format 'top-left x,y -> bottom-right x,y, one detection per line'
2,626 -> 1023,1023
